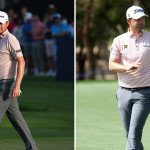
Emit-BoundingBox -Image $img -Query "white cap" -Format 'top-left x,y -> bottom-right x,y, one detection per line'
126,6 -> 149,19
0,11 -> 8,23
53,13 -> 61,19
48,4 -> 55,9
24,12 -> 32,21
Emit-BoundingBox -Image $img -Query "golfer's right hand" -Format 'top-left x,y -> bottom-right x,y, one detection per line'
12,85 -> 21,99
125,63 -> 141,71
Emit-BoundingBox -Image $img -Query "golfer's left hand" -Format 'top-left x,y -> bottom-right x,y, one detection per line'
12,86 -> 21,99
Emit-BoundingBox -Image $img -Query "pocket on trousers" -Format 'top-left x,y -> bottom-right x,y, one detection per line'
116,87 -> 122,100
2,81 -> 15,101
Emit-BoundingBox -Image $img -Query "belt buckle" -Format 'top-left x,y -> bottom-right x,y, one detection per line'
130,88 -> 136,90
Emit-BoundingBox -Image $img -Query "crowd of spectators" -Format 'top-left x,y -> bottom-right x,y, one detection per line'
7,4 -> 74,76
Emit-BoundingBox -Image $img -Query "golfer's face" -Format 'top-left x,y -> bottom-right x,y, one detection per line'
130,17 -> 145,31
0,21 -> 9,34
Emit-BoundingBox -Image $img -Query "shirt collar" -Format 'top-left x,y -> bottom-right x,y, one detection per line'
128,29 -> 144,38
0,30 -> 8,38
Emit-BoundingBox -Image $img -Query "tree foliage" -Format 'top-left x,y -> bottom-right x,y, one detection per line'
77,0 -> 150,46
76,0 -> 150,79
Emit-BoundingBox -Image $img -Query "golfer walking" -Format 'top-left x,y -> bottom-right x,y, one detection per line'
109,5 -> 150,150
0,11 -> 38,150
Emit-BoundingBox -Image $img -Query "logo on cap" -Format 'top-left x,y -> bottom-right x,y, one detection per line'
134,9 -> 144,14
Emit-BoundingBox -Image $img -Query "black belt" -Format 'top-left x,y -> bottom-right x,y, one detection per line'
121,86 -> 150,90
0,78 -> 14,83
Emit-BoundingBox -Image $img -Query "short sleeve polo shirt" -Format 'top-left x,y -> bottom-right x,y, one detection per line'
110,30 -> 150,88
0,30 -> 23,80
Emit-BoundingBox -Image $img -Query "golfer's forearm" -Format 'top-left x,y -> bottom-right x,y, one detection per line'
15,59 -> 25,87
109,62 -> 128,73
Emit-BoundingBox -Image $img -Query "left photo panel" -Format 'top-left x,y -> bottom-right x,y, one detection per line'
0,0 -> 74,150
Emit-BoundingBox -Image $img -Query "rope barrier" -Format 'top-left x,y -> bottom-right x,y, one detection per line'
76,66 -> 109,79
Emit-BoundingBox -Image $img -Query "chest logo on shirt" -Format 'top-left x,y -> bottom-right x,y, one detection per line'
124,44 -> 128,49
143,43 -> 150,47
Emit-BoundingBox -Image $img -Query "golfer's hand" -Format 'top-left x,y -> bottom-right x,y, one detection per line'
12,86 -> 21,99
125,63 -> 141,71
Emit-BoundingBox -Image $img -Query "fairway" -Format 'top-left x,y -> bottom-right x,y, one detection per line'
76,80 -> 150,150
0,76 -> 74,150
0,140 -> 73,150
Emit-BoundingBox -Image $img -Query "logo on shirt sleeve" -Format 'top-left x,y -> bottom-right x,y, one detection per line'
15,49 -> 22,53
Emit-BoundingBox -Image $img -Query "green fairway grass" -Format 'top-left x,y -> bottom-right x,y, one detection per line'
0,76 -> 74,150
76,80 -> 150,150
0,140 -> 74,150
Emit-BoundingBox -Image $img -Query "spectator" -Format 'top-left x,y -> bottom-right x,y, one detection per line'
12,18 -> 24,48
44,13 -> 55,76
22,13 -> 33,75
43,12 -> 54,28
61,16 -> 68,25
68,20 -> 74,38
32,14 -> 45,76
46,4 -> 56,15
51,13 -> 69,76
21,7 -> 32,23
51,13 -> 69,38
7,9 -> 17,33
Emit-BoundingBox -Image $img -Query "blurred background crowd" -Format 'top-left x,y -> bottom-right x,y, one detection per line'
1,0 -> 74,79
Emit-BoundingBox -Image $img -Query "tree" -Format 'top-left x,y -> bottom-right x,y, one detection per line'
77,0 -> 95,79
76,0 -> 150,80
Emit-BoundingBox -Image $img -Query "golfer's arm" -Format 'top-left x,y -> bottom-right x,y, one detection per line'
109,58 -> 128,73
15,56 -> 25,87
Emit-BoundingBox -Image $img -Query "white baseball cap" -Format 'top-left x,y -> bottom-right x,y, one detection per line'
0,11 -> 8,23
126,5 -> 149,19
48,4 -> 55,9
24,12 -> 32,20
53,13 -> 61,19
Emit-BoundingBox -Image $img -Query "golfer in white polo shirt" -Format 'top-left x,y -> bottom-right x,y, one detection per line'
0,11 -> 38,150
109,5 -> 150,150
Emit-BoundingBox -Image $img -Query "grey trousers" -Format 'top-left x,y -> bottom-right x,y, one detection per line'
0,80 -> 38,150
116,87 -> 150,150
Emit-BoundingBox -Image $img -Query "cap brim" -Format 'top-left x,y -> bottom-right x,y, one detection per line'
133,13 -> 149,19
0,19 -> 7,24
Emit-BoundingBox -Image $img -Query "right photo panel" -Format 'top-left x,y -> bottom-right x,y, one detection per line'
76,0 -> 150,150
